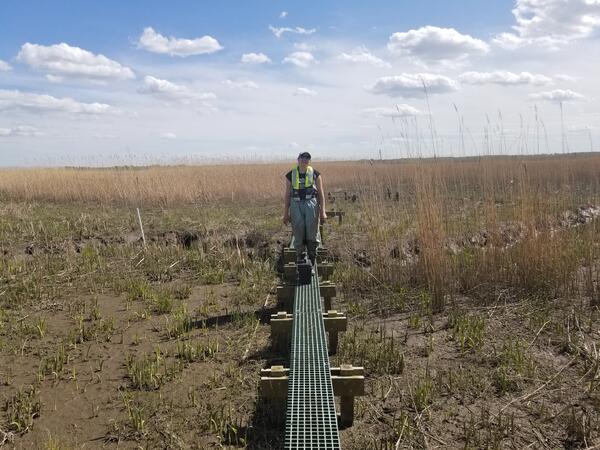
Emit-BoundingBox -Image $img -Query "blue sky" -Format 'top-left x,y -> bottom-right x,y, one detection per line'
0,0 -> 598,166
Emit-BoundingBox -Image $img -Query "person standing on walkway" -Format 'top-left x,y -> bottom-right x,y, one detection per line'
283,152 -> 327,265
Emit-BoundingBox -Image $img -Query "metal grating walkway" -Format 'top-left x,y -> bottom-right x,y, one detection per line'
284,262 -> 341,449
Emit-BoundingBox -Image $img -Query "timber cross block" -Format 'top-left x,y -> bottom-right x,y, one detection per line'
260,364 -> 365,427
270,310 -> 347,353
282,262 -> 334,284
320,281 -> 337,311
283,247 -> 331,264
276,284 -> 295,312
276,281 -> 338,312
325,210 -> 345,225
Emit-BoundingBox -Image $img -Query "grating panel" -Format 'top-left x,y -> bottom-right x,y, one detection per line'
284,259 -> 341,449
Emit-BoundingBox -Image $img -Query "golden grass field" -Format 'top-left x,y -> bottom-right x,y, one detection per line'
2,154 -> 600,449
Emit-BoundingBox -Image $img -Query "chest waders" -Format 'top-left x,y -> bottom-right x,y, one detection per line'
290,166 -> 320,265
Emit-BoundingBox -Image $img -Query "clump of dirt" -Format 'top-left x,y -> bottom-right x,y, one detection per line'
223,227 -> 287,263
149,230 -> 203,248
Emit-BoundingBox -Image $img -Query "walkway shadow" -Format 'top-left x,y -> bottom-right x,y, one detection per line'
245,395 -> 286,450
191,305 -> 281,329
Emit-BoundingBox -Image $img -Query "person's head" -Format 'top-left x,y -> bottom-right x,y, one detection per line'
297,152 -> 311,170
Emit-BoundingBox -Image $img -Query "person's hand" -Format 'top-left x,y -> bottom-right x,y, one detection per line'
283,214 -> 290,225
320,211 -> 327,223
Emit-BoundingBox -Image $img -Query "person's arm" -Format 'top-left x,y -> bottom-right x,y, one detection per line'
316,175 -> 327,222
283,179 -> 292,225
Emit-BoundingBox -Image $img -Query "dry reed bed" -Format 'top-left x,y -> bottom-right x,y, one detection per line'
1,154 -> 600,207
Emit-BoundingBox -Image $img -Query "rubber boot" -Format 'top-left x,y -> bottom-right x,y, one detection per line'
306,240 -> 318,267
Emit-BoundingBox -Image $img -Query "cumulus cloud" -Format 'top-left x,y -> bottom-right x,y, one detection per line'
294,87 -> 317,96
338,46 -> 391,68
0,60 -> 11,71
280,11 -> 288,19
283,51 -> 316,68
138,76 -> 215,103
362,104 -> 421,118
294,42 -> 315,51
17,43 -> 134,80
459,71 -> 552,86
0,89 -> 114,114
388,26 -> 489,61
160,132 -> 177,139
554,73 -> 578,82
222,80 -> 259,89
0,125 -> 41,137
494,0 -> 600,49
137,27 -> 223,57
529,89 -> 585,102
241,52 -> 271,64
367,73 -> 459,98
269,25 -> 316,38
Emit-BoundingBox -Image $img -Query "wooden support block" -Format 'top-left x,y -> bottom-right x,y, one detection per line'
317,263 -> 334,281
260,365 -> 289,417
260,365 -> 289,399
270,310 -> 346,354
340,396 -> 354,427
283,262 -> 296,284
320,282 -> 336,299
325,210 -> 345,225
317,246 -> 329,258
331,365 -> 365,427
323,310 -> 347,354
270,311 -> 293,351
320,282 -> 337,310
283,248 -> 296,264
276,284 -> 294,312
259,365 -> 364,428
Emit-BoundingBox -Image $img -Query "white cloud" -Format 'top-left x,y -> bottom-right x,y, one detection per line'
17,43 -> 135,80
137,27 -> 223,57
283,51 -> 316,68
0,89 -> 114,114
269,25 -> 316,38
367,73 -> 459,98
294,42 -> 315,51
45,74 -> 64,83
459,71 -> 552,86
338,46 -> 391,68
280,11 -> 288,19
554,73 -> 578,82
494,0 -> 600,49
388,26 -> 489,61
0,125 -> 41,137
529,89 -> 585,102
222,79 -> 259,89
161,132 -> 177,139
241,52 -> 271,64
138,76 -> 216,103
0,60 -> 11,71
362,104 -> 421,118
493,33 -> 564,50
294,87 -> 317,96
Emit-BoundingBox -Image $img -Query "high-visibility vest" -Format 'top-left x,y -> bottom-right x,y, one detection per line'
291,166 -> 315,199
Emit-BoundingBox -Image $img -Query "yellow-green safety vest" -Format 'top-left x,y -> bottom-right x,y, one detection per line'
291,166 -> 316,199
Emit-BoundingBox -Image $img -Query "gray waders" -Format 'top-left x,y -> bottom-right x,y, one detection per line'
290,197 -> 320,264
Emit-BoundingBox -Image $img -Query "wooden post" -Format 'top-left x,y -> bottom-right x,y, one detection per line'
276,284 -> 295,312
136,208 -> 146,247
332,365 -> 365,427
323,310 -> 347,354
320,282 -> 336,311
